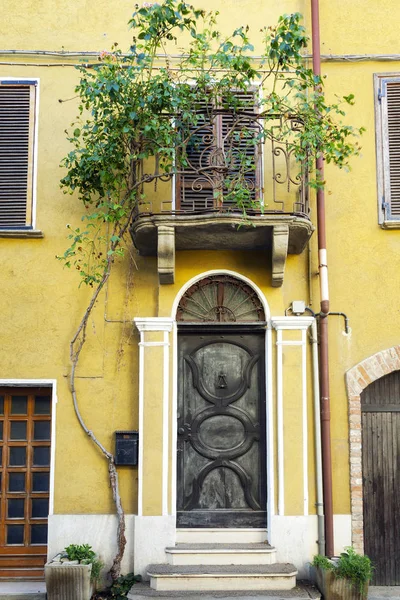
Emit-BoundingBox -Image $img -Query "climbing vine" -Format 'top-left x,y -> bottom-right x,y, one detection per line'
59,0 -> 363,581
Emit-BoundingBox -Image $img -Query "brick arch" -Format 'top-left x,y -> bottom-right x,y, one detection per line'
345,345 -> 400,553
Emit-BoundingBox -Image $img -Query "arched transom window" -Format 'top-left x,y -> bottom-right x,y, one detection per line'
177,275 -> 265,322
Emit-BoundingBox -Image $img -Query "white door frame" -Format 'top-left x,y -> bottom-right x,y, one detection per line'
170,270 -> 274,540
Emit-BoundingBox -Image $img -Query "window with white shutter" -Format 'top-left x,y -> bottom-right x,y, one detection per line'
375,74 -> 400,227
0,81 -> 37,229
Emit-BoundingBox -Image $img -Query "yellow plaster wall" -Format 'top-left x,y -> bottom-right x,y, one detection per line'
2,0 -> 400,521
5,0 -> 308,53
142,344 -> 164,516
282,345 -> 304,516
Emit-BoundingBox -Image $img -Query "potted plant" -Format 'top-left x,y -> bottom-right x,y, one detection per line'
45,543 -> 103,600
311,547 -> 373,600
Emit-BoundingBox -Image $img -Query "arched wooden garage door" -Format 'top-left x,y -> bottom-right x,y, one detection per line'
361,370 -> 400,585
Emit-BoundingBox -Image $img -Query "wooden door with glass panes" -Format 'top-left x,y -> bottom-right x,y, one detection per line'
0,388 -> 51,579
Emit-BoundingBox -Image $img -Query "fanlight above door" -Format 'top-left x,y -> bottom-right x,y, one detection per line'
176,275 -> 265,322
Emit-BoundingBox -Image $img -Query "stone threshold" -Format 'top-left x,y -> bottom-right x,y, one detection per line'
0,580 -> 45,600
128,581 -> 321,599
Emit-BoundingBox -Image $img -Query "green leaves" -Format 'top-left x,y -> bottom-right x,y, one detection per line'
312,548 -> 373,598
65,543 -> 95,562
64,544 -> 104,583
109,572 -> 142,600
60,1 -> 363,286
343,93 -> 355,105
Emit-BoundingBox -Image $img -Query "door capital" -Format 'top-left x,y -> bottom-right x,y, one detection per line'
134,317 -> 174,332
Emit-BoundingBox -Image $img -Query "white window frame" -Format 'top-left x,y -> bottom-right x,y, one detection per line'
375,72 -> 400,228
0,77 -> 40,231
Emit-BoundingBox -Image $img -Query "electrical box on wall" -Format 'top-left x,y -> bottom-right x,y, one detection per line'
114,431 -> 138,466
292,300 -> 306,314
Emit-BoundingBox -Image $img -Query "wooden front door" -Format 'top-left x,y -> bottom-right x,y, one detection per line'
361,371 -> 400,585
177,327 -> 267,528
0,388 -> 52,579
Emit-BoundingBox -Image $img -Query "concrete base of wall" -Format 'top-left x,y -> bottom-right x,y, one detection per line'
133,516 -> 176,579
47,514 -> 135,585
270,514 -> 351,578
47,513 -> 351,584
333,514 -> 352,556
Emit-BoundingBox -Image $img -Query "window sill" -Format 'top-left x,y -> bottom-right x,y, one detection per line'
381,221 -> 400,230
0,229 -> 44,239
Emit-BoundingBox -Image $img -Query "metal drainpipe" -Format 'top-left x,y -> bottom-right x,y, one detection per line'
310,315 -> 325,555
311,0 -> 335,557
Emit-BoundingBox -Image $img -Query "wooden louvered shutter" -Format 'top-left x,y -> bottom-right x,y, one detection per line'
176,98 -> 215,211
220,89 -> 261,208
381,79 -> 400,221
176,89 -> 261,211
0,83 -> 36,228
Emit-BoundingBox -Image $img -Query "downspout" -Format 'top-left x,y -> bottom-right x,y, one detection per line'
310,0 -> 335,557
310,316 -> 325,555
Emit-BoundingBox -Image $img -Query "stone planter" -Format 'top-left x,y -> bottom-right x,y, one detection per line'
314,566 -> 369,600
45,561 -> 94,600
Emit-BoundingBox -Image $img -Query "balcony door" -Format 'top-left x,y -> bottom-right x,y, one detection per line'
0,388 -> 52,579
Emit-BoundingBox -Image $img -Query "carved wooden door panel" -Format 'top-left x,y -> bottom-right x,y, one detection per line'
177,327 -> 266,528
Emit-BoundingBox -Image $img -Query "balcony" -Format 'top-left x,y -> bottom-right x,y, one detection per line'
130,113 -> 314,286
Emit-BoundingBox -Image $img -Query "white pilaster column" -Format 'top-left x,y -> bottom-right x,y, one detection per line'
133,317 -> 175,577
134,317 -> 174,517
271,316 -> 314,517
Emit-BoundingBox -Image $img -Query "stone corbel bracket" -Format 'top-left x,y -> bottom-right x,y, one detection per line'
157,225 -> 175,284
272,224 -> 289,287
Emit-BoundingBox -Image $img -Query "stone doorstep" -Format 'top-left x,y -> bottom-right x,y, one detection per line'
147,564 -> 297,575
146,564 -> 298,592
165,543 -> 276,551
368,589 -> 400,599
176,528 -> 268,545
165,543 -> 277,566
0,580 -> 46,600
0,595 -> 45,600
128,580 -> 321,600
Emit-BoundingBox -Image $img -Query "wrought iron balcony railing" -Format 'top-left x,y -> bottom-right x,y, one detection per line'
130,111 -> 314,287
133,113 -> 310,219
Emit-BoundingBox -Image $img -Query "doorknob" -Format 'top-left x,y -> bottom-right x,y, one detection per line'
178,427 -> 185,435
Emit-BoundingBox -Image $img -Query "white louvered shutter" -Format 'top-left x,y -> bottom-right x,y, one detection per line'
0,83 -> 36,228
381,79 -> 400,220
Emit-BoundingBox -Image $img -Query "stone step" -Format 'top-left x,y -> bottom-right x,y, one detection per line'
0,580 -> 46,600
165,543 -> 277,565
176,528 -> 268,544
0,595 -> 45,600
0,570 -> 43,580
128,581 -> 321,599
146,564 -> 297,592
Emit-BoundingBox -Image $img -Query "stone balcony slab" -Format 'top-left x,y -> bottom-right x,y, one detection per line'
130,211 -> 314,286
